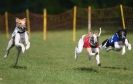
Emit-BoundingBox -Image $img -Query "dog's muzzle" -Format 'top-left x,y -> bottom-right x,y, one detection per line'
17,27 -> 26,33
19,27 -> 26,30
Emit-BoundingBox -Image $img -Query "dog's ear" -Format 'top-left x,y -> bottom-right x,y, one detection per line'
23,18 -> 26,22
16,17 -> 20,23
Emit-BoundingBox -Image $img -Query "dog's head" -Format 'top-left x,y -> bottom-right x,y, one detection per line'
117,29 -> 127,42
16,18 -> 26,31
89,28 -> 101,47
89,33 -> 99,47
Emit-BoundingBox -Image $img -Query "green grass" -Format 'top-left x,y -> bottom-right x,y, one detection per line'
0,29 -> 133,84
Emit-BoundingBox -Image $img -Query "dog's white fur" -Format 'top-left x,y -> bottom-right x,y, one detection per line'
75,28 -> 101,66
4,18 -> 30,59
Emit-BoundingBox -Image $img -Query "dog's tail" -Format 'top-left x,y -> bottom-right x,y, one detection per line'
81,34 -> 86,39
98,27 -> 101,37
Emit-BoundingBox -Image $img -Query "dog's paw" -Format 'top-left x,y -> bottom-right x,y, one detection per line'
106,46 -> 112,52
121,51 -> 125,55
26,45 -> 30,50
4,55 -> 7,59
128,44 -> 131,50
26,42 -> 30,50
22,47 -> 25,53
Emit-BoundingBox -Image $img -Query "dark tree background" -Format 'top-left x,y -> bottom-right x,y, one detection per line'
0,0 -> 133,14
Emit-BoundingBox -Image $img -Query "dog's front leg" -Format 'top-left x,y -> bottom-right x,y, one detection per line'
25,32 -> 30,50
87,48 -> 97,60
4,38 -> 14,58
125,39 -> 131,50
15,34 -> 25,53
96,54 -> 101,66
121,45 -> 126,55
95,48 -> 101,66
114,42 -> 126,55
87,48 -> 96,56
114,42 -> 122,50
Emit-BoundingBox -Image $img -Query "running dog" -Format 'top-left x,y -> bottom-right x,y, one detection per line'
75,28 -> 101,66
100,29 -> 131,55
4,18 -> 30,66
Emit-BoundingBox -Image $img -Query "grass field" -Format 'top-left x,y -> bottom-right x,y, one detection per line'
0,29 -> 133,84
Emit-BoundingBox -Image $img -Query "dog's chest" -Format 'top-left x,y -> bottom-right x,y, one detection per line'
19,33 -> 26,45
91,48 -> 97,53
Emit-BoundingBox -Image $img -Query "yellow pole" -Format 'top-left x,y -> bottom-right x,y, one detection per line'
5,11 -> 9,38
73,6 -> 77,42
43,9 -> 47,40
120,4 -> 126,29
26,9 -> 31,35
88,6 -> 91,32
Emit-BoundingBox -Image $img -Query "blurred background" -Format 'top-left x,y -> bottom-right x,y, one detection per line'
0,0 -> 133,34
0,0 -> 133,14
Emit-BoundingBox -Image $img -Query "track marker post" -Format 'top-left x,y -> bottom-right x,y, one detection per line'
5,11 -> 9,39
120,4 -> 126,29
88,6 -> 91,32
26,9 -> 31,36
43,9 -> 47,40
73,6 -> 77,42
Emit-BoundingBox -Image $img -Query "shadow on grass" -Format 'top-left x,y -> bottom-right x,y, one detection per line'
10,65 -> 27,69
101,66 -> 127,70
74,67 -> 98,73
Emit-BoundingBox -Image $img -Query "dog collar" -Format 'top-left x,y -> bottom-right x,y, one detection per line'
18,31 -> 25,34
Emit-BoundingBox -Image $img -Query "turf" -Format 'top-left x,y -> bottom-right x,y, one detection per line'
0,29 -> 133,84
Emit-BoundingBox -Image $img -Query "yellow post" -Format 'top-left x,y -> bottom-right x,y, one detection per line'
88,6 -> 91,32
43,9 -> 47,40
120,4 -> 126,29
5,11 -> 9,38
26,9 -> 31,35
73,6 -> 77,42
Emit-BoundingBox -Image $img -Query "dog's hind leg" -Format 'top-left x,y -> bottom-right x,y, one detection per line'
75,36 -> 84,60
14,47 -> 21,66
25,32 -> 30,50
4,38 -> 14,58
100,39 -> 108,49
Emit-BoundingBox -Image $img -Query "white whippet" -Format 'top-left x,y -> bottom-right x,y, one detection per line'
4,18 -> 30,66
